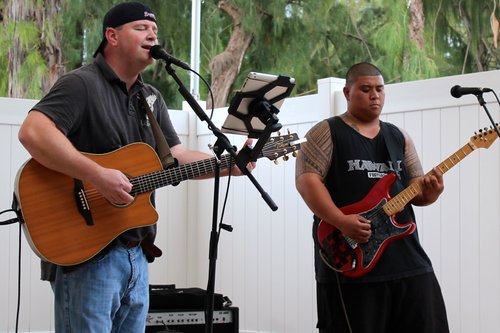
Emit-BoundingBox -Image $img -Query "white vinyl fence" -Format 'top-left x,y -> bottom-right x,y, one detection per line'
0,70 -> 499,333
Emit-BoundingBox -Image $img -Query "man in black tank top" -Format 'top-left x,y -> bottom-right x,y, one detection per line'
296,63 -> 449,333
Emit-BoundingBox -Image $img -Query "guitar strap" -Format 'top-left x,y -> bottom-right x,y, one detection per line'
380,121 -> 404,179
139,90 -> 176,169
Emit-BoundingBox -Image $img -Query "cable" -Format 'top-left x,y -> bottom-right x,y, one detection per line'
335,271 -> 353,333
0,208 -> 21,225
200,73 -> 215,121
186,67 -> 215,121
1,207 -> 22,333
190,65 -> 233,234
217,157 -> 235,235
1,198 -> 24,332
15,222 -> 21,333
491,89 -> 500,105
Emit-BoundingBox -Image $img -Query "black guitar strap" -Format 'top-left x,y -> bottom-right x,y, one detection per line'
380,120 -> 405,179
139,90 -> 176,169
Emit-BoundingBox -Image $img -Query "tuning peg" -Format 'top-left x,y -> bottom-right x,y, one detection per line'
283,155 -> 289,161
274,159 -> 280,165
292,151 -> 298,158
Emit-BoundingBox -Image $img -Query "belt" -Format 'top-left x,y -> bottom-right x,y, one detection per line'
124,240 -> 141,248
123,240 -> 163,260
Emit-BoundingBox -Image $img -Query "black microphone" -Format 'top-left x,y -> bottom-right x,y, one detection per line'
150,45 -> 191,70
450,85 -> 492,98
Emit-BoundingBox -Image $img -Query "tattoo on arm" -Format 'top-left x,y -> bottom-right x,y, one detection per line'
295,121 -> 333,180
403,131 -> 424,180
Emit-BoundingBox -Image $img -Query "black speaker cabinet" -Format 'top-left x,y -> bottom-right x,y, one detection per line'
145,307 -> 238,333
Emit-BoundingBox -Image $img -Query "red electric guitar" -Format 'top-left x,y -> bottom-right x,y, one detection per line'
317,125 -> 499,278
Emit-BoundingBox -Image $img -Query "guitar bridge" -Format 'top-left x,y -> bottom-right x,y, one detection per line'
74,179 -> 94,226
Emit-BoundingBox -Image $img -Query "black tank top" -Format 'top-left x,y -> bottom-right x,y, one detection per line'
313,116 -> 433,283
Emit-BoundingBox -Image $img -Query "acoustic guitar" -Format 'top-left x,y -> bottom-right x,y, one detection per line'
15,133 -> 303,266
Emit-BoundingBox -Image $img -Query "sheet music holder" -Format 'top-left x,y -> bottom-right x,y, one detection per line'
152,61 -> 286,333
222,72 -> 295,138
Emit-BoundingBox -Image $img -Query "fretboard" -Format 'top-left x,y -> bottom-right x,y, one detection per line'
383,141 -> 476,216
130,154 -> 235,195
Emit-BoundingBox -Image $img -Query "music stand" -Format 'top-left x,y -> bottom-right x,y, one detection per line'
222,72 -> 295,163
153,58 -> 293,333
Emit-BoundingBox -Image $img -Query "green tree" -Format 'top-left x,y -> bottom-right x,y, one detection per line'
2,0 -> 500,108
423,0 -> 500,75
201,0 -> 348,106
3,0 -> 62,98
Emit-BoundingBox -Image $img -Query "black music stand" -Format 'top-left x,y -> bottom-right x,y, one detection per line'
203,72 -> 295,332
222,72 -> 295,164
154,60 -> 295,333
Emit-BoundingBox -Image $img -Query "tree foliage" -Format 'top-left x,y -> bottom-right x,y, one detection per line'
1,0 -> 500,109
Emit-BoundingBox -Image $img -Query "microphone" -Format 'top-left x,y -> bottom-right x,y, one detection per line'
450,85 -> 492,98
150,45 -> 191,70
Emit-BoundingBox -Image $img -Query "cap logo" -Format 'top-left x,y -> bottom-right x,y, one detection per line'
144,11 -> 156,20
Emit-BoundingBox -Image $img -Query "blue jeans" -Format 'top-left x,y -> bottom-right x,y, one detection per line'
51,244 -> 149,333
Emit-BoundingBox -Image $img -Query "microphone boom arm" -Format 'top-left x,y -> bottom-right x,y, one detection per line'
161,62 -> 278,209
155,60 -> 279,333
450,85 -> 499,138
474,93 -> 500,138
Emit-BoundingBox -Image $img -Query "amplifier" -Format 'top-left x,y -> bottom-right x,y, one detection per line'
145,307 -> 238,333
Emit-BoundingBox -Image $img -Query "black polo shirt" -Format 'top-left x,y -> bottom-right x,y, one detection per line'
33,53 -> 180,153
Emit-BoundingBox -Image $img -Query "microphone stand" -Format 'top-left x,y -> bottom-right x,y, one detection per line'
159,61 -> 279,333
474,93 -> 500,138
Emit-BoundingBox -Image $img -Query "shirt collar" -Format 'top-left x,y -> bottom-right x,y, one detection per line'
94,53 -> 145,93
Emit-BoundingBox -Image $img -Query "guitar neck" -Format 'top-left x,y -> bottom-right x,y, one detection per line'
383,140 -> 477,216
125,132 -> 302,196
130,154 -> 234,195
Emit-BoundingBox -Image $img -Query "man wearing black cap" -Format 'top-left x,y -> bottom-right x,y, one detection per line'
18,2 -> 253,332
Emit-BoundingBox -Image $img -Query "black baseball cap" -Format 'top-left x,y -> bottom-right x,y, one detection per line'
93,2 -> 157,57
